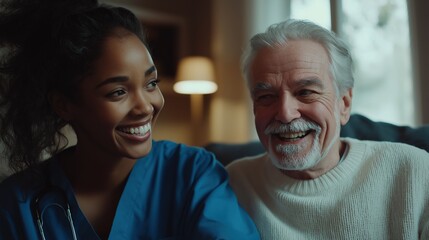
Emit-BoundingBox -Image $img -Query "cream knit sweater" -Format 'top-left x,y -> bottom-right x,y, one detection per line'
227,138 -> 429,239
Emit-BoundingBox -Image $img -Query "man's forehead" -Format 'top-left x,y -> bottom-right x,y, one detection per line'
249,40 -> 335,92
252,41 -> 330,70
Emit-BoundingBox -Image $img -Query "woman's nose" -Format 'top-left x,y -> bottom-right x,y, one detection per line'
131,92 -> 154,116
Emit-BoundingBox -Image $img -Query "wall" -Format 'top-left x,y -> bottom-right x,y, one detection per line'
209,0 -> 254,144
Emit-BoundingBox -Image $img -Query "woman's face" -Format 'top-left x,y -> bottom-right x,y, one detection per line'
66,30 -> 164,160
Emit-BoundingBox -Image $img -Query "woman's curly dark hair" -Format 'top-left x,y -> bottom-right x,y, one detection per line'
0,0 -> 148,172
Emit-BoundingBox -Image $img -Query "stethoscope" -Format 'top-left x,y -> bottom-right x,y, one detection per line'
31,185 -> 78,240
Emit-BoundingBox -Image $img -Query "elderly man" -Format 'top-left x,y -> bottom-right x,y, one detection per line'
227,19 -> 429,239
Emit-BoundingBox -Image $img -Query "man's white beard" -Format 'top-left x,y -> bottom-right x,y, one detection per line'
264,112 -> 341,171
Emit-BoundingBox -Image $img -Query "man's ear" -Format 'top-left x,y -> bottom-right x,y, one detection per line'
49,92 -> 74,121
339,88 -> 352,125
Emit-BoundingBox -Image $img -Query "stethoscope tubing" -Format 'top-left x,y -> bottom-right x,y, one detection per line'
32,185 -> 78,240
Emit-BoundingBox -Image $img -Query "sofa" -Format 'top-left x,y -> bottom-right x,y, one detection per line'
204,114 -> 429,166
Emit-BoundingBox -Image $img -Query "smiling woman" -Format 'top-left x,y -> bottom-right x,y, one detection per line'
0,0 -> 260,239
62,31 -> 164,160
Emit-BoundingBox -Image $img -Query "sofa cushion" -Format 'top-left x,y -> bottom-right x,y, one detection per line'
341,114 -> 429,151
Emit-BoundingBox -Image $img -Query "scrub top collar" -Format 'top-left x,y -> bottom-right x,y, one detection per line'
46,151 -> 153,239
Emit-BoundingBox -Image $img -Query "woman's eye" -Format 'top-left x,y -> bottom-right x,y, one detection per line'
146,79 -> 160,90
107,89 -> 126,98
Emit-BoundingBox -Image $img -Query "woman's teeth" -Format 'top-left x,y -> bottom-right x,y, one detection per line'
119,124 -> 150,136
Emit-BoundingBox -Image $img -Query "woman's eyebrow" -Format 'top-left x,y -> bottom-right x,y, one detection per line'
145,65 -> 156,76
96,76 -> 128,89
95,66 -> 157,89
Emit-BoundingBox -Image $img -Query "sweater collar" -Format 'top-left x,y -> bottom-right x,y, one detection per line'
263,138 -> 365,195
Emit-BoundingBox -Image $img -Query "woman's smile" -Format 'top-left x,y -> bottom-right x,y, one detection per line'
116,122 -> 152,142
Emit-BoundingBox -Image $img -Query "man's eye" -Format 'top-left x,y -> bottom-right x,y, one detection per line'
257,95 -> 273,100
298,89 -> 315,96
255,94 -> 276,105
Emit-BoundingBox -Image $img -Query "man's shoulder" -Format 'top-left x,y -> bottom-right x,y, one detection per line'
345,138 -> 429,167
375,139 -> 425,154
346,137 -> 427,151
226,153 -> 267,173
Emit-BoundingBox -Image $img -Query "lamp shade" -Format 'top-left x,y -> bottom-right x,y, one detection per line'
173,56 -> 218,94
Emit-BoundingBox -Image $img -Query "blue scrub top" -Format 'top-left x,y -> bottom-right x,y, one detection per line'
0,140 -> 260,239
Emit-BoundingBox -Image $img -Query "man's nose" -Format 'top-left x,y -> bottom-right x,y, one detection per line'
275,93 -> 301,123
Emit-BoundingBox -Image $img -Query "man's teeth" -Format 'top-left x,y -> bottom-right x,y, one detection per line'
119,124 -> 150,136
278,131 -> 307,139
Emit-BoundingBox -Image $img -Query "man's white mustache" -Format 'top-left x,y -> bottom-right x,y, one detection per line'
264,118 -> 321,135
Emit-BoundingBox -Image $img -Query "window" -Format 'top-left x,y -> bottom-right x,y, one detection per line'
290,0 -> 331,30
290,0 -> 414,125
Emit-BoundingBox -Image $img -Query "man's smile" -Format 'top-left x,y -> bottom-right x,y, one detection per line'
276,130 -> 313,141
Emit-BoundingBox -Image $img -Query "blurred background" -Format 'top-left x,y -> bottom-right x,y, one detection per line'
101,0 -> 429,147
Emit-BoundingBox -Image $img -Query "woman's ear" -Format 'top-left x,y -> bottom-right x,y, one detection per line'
339,89 -> 353,125
49,92 -> 74,121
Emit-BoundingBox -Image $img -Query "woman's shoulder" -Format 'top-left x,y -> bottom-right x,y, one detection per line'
0,160 -> 52,207
149,140 -> 223,175
151,140 -> 215,161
